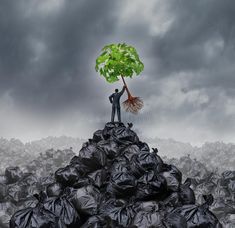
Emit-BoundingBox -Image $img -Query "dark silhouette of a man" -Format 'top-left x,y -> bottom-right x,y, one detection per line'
109,86 -> 126,122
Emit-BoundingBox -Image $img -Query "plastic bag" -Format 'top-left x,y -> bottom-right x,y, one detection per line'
93,130 -> 104,143
131,151 -> 163,178
88,169 -> 108,189
97,140 -> 120,160
107,162 -> 137,198
100,199 -> 137,227
179,178 -> 195,205
136,170 -> 167,200
161,164 -> 182,192
69,185 -> 100,216
79,143 -> 107,171
5,167 -> 23,184
55,164 -> 80,187
10,203 -> 66,228
43,195 -> 81,228
164,212 -> 187,228
46,182 -> 63,197
172,194 -> 222,228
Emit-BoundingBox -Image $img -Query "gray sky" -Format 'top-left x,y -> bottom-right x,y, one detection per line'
0,0 -> 235,145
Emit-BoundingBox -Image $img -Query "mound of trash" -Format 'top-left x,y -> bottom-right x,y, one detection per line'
0,122 -> 226,227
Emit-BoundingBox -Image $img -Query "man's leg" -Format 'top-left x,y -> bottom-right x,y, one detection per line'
117,106 -> 121,122
111,105 -> 116,122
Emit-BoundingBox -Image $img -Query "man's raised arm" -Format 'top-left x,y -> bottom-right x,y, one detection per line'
119,86 -> 126,96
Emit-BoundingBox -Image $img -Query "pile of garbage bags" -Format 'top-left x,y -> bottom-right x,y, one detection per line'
165,155 -> 235,227
24,148 -> 76,177
0,137 -> 84,173
2,122 -> 224,227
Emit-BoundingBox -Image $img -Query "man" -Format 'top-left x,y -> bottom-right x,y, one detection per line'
109,86 -> 126,122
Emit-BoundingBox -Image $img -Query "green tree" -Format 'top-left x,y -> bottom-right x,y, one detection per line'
95,43 -> 144,114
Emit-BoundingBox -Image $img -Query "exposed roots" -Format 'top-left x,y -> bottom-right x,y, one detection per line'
122,97 -> 144,114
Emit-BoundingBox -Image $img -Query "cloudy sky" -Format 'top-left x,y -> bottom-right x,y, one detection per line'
0,0 -> 235,145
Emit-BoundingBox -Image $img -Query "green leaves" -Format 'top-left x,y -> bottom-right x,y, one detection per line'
95,43 -> 144,83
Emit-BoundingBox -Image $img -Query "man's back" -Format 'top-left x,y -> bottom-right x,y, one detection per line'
111,92 -> 122,106
109,86 -> 125,106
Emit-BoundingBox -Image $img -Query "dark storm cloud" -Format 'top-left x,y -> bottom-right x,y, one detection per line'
151,0 -> 235,86
0,0 -> 119,114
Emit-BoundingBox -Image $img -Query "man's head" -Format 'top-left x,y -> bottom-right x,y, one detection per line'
115,89 -> 118,93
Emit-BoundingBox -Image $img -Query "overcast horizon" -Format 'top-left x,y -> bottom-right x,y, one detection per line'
0,0 -> 235,146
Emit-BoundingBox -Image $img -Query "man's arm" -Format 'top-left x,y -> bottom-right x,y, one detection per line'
109,94 -> 114,103
119,86 -> 126,96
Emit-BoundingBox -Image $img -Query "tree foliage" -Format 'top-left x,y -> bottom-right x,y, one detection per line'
95,43 -> 144,83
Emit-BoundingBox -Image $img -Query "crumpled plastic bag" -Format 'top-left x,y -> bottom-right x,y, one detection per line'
68,185 -> 100,217
97,140 -> 120,160
131,202 -> 165,228
160,164 -> 182,192
10,202 -> 66,228
46,182 -> 63,197
172,194 -> 222,228
5,167 -> 23,184
136,170 -> 167,200
107,162 -> 137,198
55,164 -> 80,187
43,195 -> 81,228
131,151 -> 164,178
179,178 -> 196,205
79,143 -> 107,172
100,199 -> 137,227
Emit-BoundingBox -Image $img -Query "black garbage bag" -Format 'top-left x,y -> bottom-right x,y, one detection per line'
164,212 -> 187,228
151,147 -> 164,165
160,164 -> 182,192
79,143 -> 107,172
46,182 -> 63,197
97,140 -> 120,160
80,215 -> 116,228
19,173 -> 38,186
120,144 -> 141,161
7,183 -> 28,203
100,199 -> 137,227
136,170 -> 167,201
160,192 -> 181,212
10,204 -> 66,228
55,164 -> 80,187
210,197 -> 235,219
172,194 -> 222,228
0,175 -> 7,185
107,162 -> 137,198
131,201 -> 165,228
88,169 -> 108,189
102,122 -> 125,140
38,175 -> 56,192
137,141 -> 150,152
70,156 -> 92,176
5,167 -> 23,184
43,195 -> 81,228
68,185 -> 100,217
93,130 -> 104,143
179,178 -> 195,205
111,125 -> 139,145
131,151 -> 163,178
16,196 -> 38,211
